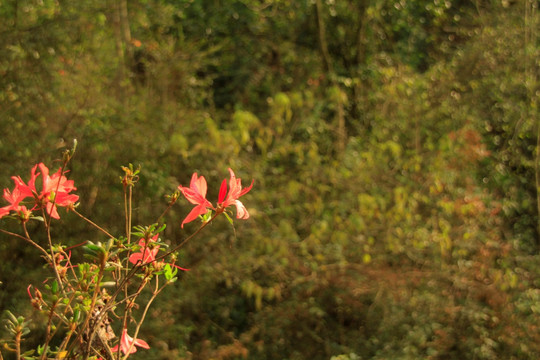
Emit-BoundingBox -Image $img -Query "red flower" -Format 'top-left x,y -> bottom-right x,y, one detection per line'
40,163 -> 76,195
0,186 -> 28,219
178,169 -> 253,227
177,173 -> 213,228
38,163 -> 79,219
217,168 -> 253,219
129,235 -> 160,265
10,164 -> 39,198
8,163 -> 79,219
111,328 -> 150,355
129,234 -> 189,271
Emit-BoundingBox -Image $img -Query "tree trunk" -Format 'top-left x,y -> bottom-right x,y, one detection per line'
314,0 -> 346,153
109,0 -> 125,83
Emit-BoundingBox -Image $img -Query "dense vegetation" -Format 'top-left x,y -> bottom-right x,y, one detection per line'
0,0 -> 539,359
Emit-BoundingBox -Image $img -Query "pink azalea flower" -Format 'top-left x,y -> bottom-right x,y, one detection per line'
38,163 -> 79,219
129,235 -> 160,265
0,186 -> 28,219
10,164 -> 39,198
111,329 -> 150,355
177,173 -> 214,228
8,163 -> 79,219
217,168 -> 253,219
39,163 -> 77,196
129,235 -> 189,271
178,169 -> 253,227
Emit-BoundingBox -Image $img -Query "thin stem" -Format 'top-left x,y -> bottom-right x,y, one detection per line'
124,185 -> 132,245
72,208 -> 115,239
83,265 -> 105,358
15,331 -> 21,360
128,184 -> 133,244
124,188 -> 128,240
53,291 -> 80,355
0,228 -> 49,260
117,184 -> 134,360
533,107 -> 540,250
42,209 -> 67,297
70,262 -> 106,360
117,274 -> 151,360
152,212 -> 220,264
155,195 -> 178,224
121,279 -> 164,360
57,329 -> 75,359
58,248 -> 81,285
39,301 -> 58,360
106,265 -> 141,310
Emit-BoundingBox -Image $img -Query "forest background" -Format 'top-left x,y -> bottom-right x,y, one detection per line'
0,0 -> 539,359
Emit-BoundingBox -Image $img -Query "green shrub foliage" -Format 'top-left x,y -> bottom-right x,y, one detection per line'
0,0 -> 539,359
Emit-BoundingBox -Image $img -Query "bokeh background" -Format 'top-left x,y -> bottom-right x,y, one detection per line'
0,0 -> 539,359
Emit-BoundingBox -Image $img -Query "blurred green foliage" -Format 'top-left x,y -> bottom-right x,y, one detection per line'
0,0 -> 539,359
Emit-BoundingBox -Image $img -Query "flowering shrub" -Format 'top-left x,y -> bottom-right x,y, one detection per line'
0,146 -> 252,360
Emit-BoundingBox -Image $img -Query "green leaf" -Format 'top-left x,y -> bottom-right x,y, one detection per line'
163,263 -> 178,282
72,308 -> 80,322
201,210 -> 213,223
223,212 -> 234,225
51,280 -> 58,294
156,223 -> 167,234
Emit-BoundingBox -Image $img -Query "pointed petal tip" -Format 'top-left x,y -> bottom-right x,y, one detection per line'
218,178 -> 228,203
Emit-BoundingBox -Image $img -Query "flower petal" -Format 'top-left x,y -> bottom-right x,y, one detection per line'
0,207 -> 10,219
178,187 -> 203,205
218,179 -> 227,203
234,200 -> 249,219
238,179 -> 254,197
129,252 -> 143,265
46,202 -> 60,219
188,172 -> 207,198
181,204 -> 209,228
133,338 -> 150,349
194,174 -> 207,198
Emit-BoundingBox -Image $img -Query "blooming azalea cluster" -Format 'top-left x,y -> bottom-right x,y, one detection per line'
129,234 -> 189,271
0,160 -> 254,359
0,163 -> 79,220
96,329 -> 150,360
178,168 -> 253,228
111,329 -> 150,355
129,234 -> 161,265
